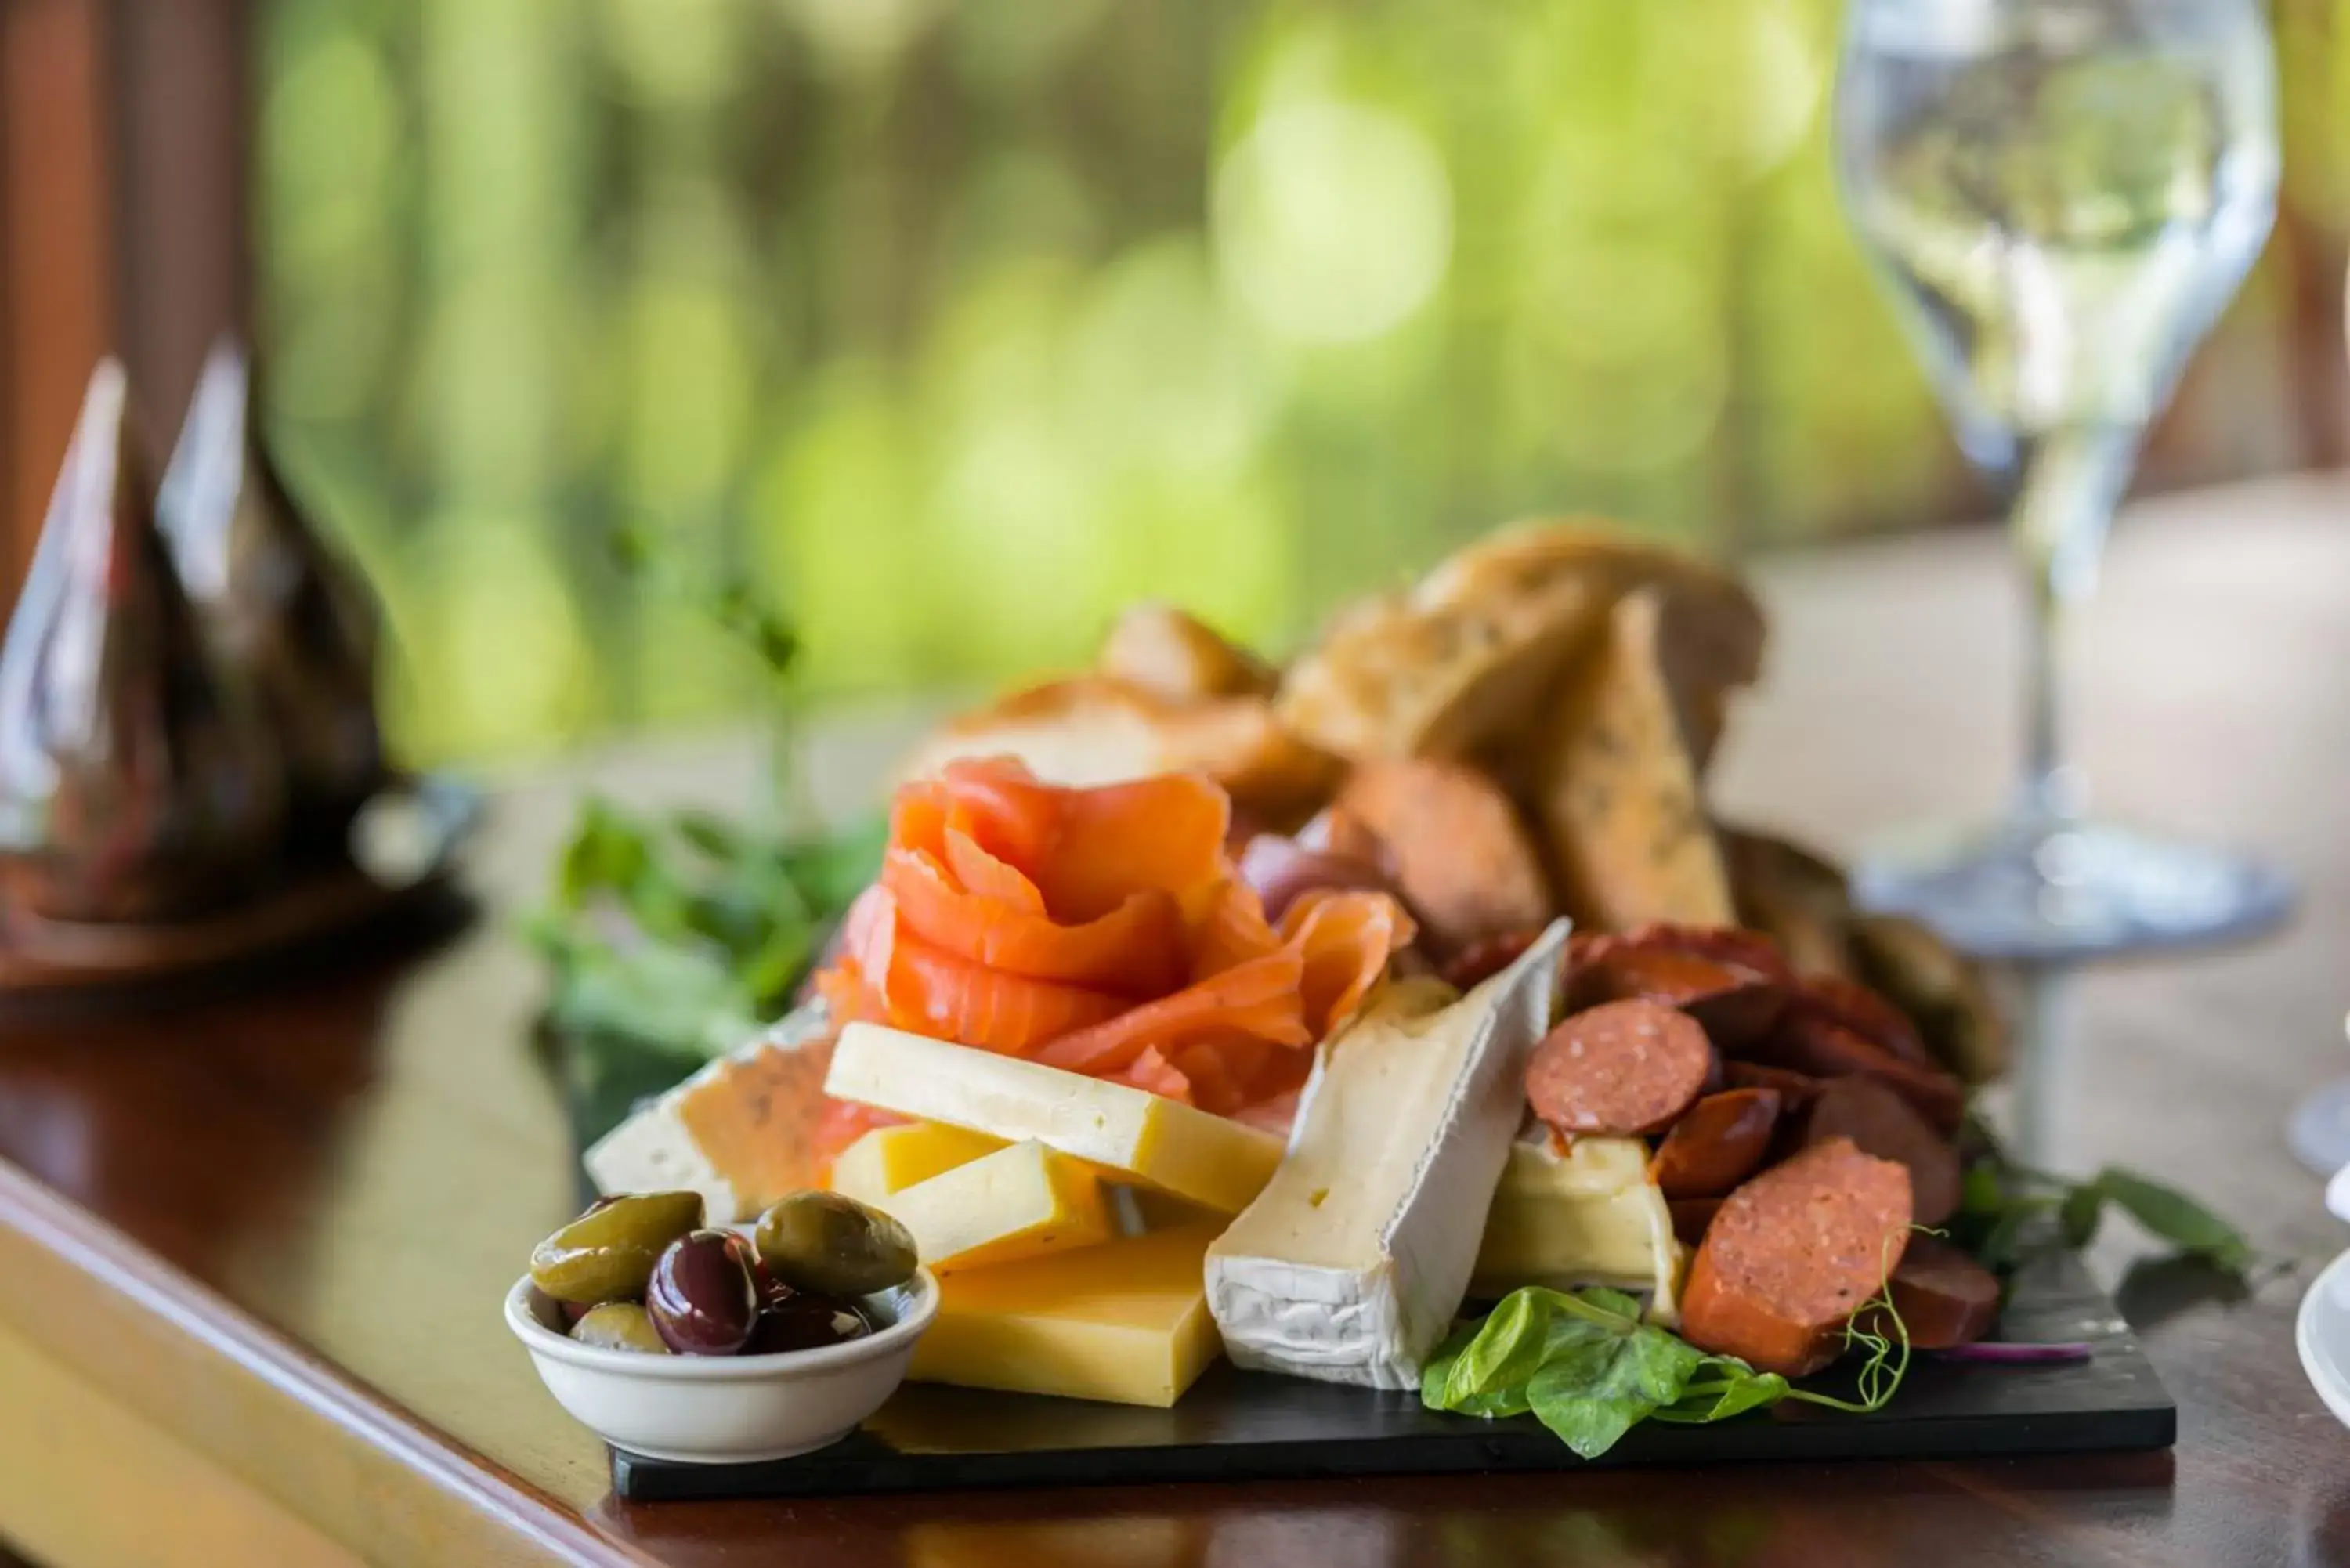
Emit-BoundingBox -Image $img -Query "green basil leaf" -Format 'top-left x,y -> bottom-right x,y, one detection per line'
543,941 -> 761,1061
2058,1183 -> 2104,1249
2091,1167 -> 2254,1274
1522,1313 -> 1703,1459
1960,1162 -> 2006,1218
1571,1287 -> 1647,1326
1654,1360 -> 1788,1424
558,800 -> 655,907
1442,1289 -> 1554,1404
1524,1342 -> 1650,1458
673,810 -> 749,862
1975,1194 -> 2054,1272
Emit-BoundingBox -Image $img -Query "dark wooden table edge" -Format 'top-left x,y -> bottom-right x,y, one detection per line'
0,1154 -> 641,1568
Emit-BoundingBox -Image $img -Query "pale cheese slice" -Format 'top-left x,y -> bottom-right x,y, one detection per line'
824,1024 -> 1285,1214
1204,923 -> 1568,1389
1471,1130 -> 1683,1324
877,1139 -> 1115,1272
902,1220 -> 1226,1407
830,1122 -> 1006,1207
583,1002 -> 833,1222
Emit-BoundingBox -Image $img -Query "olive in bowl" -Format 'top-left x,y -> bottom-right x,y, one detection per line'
508,1189 -> 937,1463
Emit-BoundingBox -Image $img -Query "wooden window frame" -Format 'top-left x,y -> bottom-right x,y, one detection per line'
0,0 -> 249,599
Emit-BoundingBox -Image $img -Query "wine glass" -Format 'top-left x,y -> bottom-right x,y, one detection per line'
1835,0 -> 2290,959
2283,262 -> 2350,1175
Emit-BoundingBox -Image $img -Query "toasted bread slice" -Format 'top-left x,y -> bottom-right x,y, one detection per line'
1532,587 -> 1738,931
1277,518 -> 1763,765
1097,603 -> 1276,702
898,675 -> 1343,820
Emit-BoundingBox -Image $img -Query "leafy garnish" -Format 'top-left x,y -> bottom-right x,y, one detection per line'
1421,1281 -> 1910,1459
527,529 -> 885,1082
1955,1158 -> 2253,1277
527,803 -> 884,1064
606,524 -> 800,690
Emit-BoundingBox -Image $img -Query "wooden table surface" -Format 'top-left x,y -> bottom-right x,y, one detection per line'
4,476 -> 2350,1567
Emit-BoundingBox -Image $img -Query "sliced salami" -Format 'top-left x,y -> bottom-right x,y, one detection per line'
1570,945 -> 1788,1052
1650,1088 -> 1783,1199
1525,999 -> 1714,1137
1802,1074 -> 1962,1226
1741,1010 -> 1967,1134
1678,1137 -> 1914,1378
1869,1235 -> 2000,1349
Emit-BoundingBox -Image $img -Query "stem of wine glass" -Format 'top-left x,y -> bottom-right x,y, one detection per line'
2005,423 -> 2142,833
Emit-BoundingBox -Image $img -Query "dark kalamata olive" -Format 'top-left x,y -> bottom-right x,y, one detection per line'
570,1302 -> 672,1355
754,1190 -> 917,1298
529,1191 -> 703,1306
747,1289 -> 874,1355
646,1230 -> 760,1355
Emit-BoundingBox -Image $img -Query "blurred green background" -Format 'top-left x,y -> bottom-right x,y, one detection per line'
256,0 -> 2350,764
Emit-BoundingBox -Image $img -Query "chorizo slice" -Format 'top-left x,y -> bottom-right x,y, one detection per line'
1333,758 -> 1556,955
1571,945 -> 1786,1052
1801,1075 -> 1962,1226
1608,922 -> 1792,980
1678,1137 -> 1914,1378
1526,999 -> 1713,1137
1741,1010 -> 1967,1135
1443,927 -> 1543,991
1864,1235 -> 2000,1349
1669,1197 -> 1724,1248
1721,1060 -> 1827,1107
1650,1088 -> 1783,1198
1789,975 -> 1934,1069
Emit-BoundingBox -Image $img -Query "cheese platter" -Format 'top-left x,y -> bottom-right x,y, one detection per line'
515,518 -> 2218,1498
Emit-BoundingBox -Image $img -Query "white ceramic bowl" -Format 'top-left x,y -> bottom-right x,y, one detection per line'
506,1268 -> 938,1465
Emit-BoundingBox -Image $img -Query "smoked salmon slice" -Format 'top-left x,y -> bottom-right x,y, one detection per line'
1188,876 -> 1284,978
855,889 -> 1130,1053
1283,887 -> 1414,1035
812,757 -> 1414,1131
1033,948 -> 1312,1076
939,826 -> 1046,913
880,845 -> 1185,996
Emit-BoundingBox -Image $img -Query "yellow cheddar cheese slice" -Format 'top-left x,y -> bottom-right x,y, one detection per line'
880,1140 -> 1115,1273
825,1024 -> 1284,1215
908,1221 -> 1225,1407
1471,1133 -> 1683,1324
830,1122 -> 1005,1207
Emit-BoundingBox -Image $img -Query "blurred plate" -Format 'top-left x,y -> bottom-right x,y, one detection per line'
2296,1247 -> 2350,1432
0,775 -> 479,998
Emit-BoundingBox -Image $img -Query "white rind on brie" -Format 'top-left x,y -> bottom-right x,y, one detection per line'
1205,923 -> 1569,1390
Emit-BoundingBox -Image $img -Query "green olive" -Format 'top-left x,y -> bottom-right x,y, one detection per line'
571,1302 -> 672,1355
754,1190 -> 918,1298
530,1190 -> 704,1305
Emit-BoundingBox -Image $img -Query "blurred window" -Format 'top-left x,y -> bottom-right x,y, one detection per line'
253,0 -> 2348,761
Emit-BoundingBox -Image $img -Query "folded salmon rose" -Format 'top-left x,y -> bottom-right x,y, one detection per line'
813,756 -> 1414,1148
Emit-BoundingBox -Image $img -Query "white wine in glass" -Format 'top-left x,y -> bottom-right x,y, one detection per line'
1837,0 -> 2290,959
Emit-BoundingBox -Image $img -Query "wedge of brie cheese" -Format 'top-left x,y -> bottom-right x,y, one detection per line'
583,1001 -> 833,1222
1205,921 -> 1568,1389
1472,1128 -> 1683,1324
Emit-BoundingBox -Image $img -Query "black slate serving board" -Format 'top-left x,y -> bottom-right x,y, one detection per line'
611,1248 -> 2172,1501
